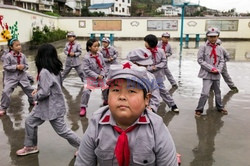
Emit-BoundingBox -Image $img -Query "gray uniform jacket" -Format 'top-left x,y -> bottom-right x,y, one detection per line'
31,69 -> 66,120
63,41 -> 82,67
75,106 -> 178,166
147,48 -> 167,82
147,71 -> 161,112
83,52 -> 106,78
100,46 -> 118,65
3,51 -> 30,87
157,41 -> 172,57
197,41 -> 225,80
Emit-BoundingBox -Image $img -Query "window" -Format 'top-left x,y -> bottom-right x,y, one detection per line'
128,0 -> 130,3
115,7 -> 118,11
122,0 -> 124,2
122,8 -> 124,12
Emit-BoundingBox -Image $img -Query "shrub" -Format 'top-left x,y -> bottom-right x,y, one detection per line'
32,26 -> 67,45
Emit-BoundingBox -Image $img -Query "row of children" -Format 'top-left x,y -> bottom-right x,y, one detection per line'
0,32 -> 181,165
0,38 -> 180,165
60,31 -> 180,117
0,27 -> 237,165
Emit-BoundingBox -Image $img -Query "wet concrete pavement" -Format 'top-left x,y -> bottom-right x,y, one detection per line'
0,40 -> 250,166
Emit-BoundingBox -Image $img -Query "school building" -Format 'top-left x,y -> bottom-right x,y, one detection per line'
1,4 -> 250,45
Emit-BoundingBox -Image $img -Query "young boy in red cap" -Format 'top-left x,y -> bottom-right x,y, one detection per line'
195,27 -> 227,117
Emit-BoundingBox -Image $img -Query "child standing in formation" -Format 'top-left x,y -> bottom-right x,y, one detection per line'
62,32 -> 85,82
80,38 -> 107,116
0,38 -> 34,116
216,39 -> 238,92
144,34 -> 179,113
0,39 -> 34,86
100,37 -> 119,72
127,48 -> 161,112
75,61 -> 178,166
195,27 -> 228,117
157,32 -> 178,88
16,44 -> 81,156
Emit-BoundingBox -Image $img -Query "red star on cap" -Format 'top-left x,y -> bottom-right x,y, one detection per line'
123,62 -> 131,69
144,53 -> 148,57
212,28 -> 214,31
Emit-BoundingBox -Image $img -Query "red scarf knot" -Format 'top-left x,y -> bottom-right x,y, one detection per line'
13,52 -> 22,65
148,47 -> 158,64
68,42 -> 74,55
208,43 -> 217,65
113,125 -> 137,166
162,42 -> 168,52
103,47 -> 110,57
91,54 -> 103,69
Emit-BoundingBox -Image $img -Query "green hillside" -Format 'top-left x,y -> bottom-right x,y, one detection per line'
131,0 -> 172,16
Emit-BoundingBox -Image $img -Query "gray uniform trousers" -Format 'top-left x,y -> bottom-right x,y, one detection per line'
196,79 -> 223,112
0,80 -> 34,110
164,66 -> 177,86
221,63 -> 235,88
24,115 -> 81,148
157,81 -> 176,108
62,65 -> 85,82
80,89 -> 108,108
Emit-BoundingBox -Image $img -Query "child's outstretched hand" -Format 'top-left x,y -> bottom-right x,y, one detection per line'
69,52 -> 75,56
31,89 -> 38,97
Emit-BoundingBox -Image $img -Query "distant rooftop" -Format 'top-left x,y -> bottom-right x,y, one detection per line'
88,3 -> 114,9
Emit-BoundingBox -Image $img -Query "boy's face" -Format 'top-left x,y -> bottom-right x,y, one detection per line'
207,36 -> 218,44
108,79 -> 150,127
102,41 -> 109,48
162,36 -> 169,43
67,36 -> 75,42
11,41 -> 21,53
144,41 -> 150,49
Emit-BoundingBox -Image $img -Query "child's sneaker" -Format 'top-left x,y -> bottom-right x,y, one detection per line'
171,105 -> 179,113
80,107 -> 86,117
230,86 -> 239,92
16,146 -> 39,156
0,109 -> 6,116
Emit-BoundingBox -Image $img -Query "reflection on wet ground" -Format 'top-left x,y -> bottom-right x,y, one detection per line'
0,40 -> 250,166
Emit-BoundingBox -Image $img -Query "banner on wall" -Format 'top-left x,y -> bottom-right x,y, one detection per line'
147,20 -> 178,31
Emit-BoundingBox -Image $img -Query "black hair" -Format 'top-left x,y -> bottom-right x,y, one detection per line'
86,38 -> 99,52
35,43 -> 63,75
144,34 -> 158,48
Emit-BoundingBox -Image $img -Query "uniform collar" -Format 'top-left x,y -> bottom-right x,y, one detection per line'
11,51 -> 21,56
99,109 -> 150,126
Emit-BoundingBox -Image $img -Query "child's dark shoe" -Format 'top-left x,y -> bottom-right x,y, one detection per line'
171,105 -> 179,113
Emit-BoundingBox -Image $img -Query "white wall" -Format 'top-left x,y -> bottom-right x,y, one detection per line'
1,5 -> 250,46
0,5 -> 57,45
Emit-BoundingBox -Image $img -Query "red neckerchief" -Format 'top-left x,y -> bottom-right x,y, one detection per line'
90,53 -> 103,69
68,42 -> 74,55
208,43 -> 217,65
13,51 -> 22,65
113,125 -> 137,166
148,47 -> 158,64
162,42 -> 168,52
36,72 -> 40,81
103,47 -> 110,57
